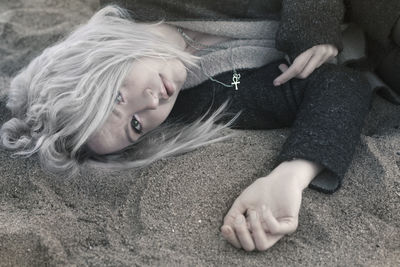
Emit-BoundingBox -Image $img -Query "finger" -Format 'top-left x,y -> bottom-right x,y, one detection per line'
319,47 -> 337,64
222,196 -> 253,249
247,220 -> 252,233
273,50 -> 313,85
278,64 -> 289,73
262,232 -> 285,250
260,220 -> 269,233
298,49 -> 336,79
248,210 -> 270,251
296,54 -> 323,79
234,214 -> 255,251
223,199 -> 247,226
261,206 -> 298,235
323,44 -> 338,58
221,225 -> 241,249
222,200 -> 247,249
311,45 -> 337,66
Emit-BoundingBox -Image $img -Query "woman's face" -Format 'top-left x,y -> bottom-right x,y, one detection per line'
87,57 -> 187,154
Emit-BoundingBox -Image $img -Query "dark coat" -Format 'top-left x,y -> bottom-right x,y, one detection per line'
100,0 -> 373,193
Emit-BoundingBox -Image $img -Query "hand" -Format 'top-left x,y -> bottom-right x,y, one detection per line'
273,44 -> 338,86
221,160 -> 322,251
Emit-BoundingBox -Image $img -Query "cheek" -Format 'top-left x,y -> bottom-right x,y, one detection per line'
175,60 -> 187,82
87,114 -> 129,154
120,86 -> 141,106
145,101 -> 176,129
87,127 -> 113,154
147,107 -> 169,126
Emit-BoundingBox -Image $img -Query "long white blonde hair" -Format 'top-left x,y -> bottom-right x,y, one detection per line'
0,5 -> 238,177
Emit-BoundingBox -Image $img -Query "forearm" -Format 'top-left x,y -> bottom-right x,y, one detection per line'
276,0 -> 344,60
277,64 -> 372,193
270,159 -> 323,190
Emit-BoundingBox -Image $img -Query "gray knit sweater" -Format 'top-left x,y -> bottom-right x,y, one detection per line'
167,20 -> 284,89
101,0 -> 347,89
101,0 -> 345,60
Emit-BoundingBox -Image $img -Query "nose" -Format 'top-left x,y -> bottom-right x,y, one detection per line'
145,88 -> 159,109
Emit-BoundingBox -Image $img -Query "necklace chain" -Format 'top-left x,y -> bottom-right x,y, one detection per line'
177,27 -> 241,90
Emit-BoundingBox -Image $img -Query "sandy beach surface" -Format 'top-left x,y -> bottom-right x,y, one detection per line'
0,0 -> 399,266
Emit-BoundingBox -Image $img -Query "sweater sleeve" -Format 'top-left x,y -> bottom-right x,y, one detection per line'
275,0 -> 345,61
276,63 -> 372,193
169,61 -> 373,194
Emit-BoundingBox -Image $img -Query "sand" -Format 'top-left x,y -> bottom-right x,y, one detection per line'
0,0 -> 399,266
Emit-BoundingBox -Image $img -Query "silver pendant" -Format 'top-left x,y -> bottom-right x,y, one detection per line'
232,72 -> 241,90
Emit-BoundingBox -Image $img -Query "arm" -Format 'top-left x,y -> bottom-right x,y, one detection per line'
273,0 -> 344,85
169,61 -> 371,251
276,0 -> 344,61
221,159 -> 322,251
220,63 -> 372,251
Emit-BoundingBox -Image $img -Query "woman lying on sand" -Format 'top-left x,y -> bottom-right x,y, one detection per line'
0,2 -> 373,251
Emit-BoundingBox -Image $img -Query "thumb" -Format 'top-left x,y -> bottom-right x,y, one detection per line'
261,206 -> 298,235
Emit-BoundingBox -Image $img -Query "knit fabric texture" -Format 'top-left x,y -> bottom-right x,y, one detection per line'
169,61 -> 372,193
100,0 -> 373,193
100,0 -> 345,61
168,20 -> 284,89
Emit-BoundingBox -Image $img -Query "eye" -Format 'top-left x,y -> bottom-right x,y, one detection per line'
131,115 -> 143,134
116,91 -> 123,104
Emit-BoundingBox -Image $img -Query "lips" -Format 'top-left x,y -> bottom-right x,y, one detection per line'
160,74 -> 176,97
160,81 -> 168,99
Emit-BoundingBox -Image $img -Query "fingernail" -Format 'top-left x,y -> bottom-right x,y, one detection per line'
235,215 -> 244,225
274,81 -> 280,86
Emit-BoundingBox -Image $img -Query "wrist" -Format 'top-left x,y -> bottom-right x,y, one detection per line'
271,159 -> 323,190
